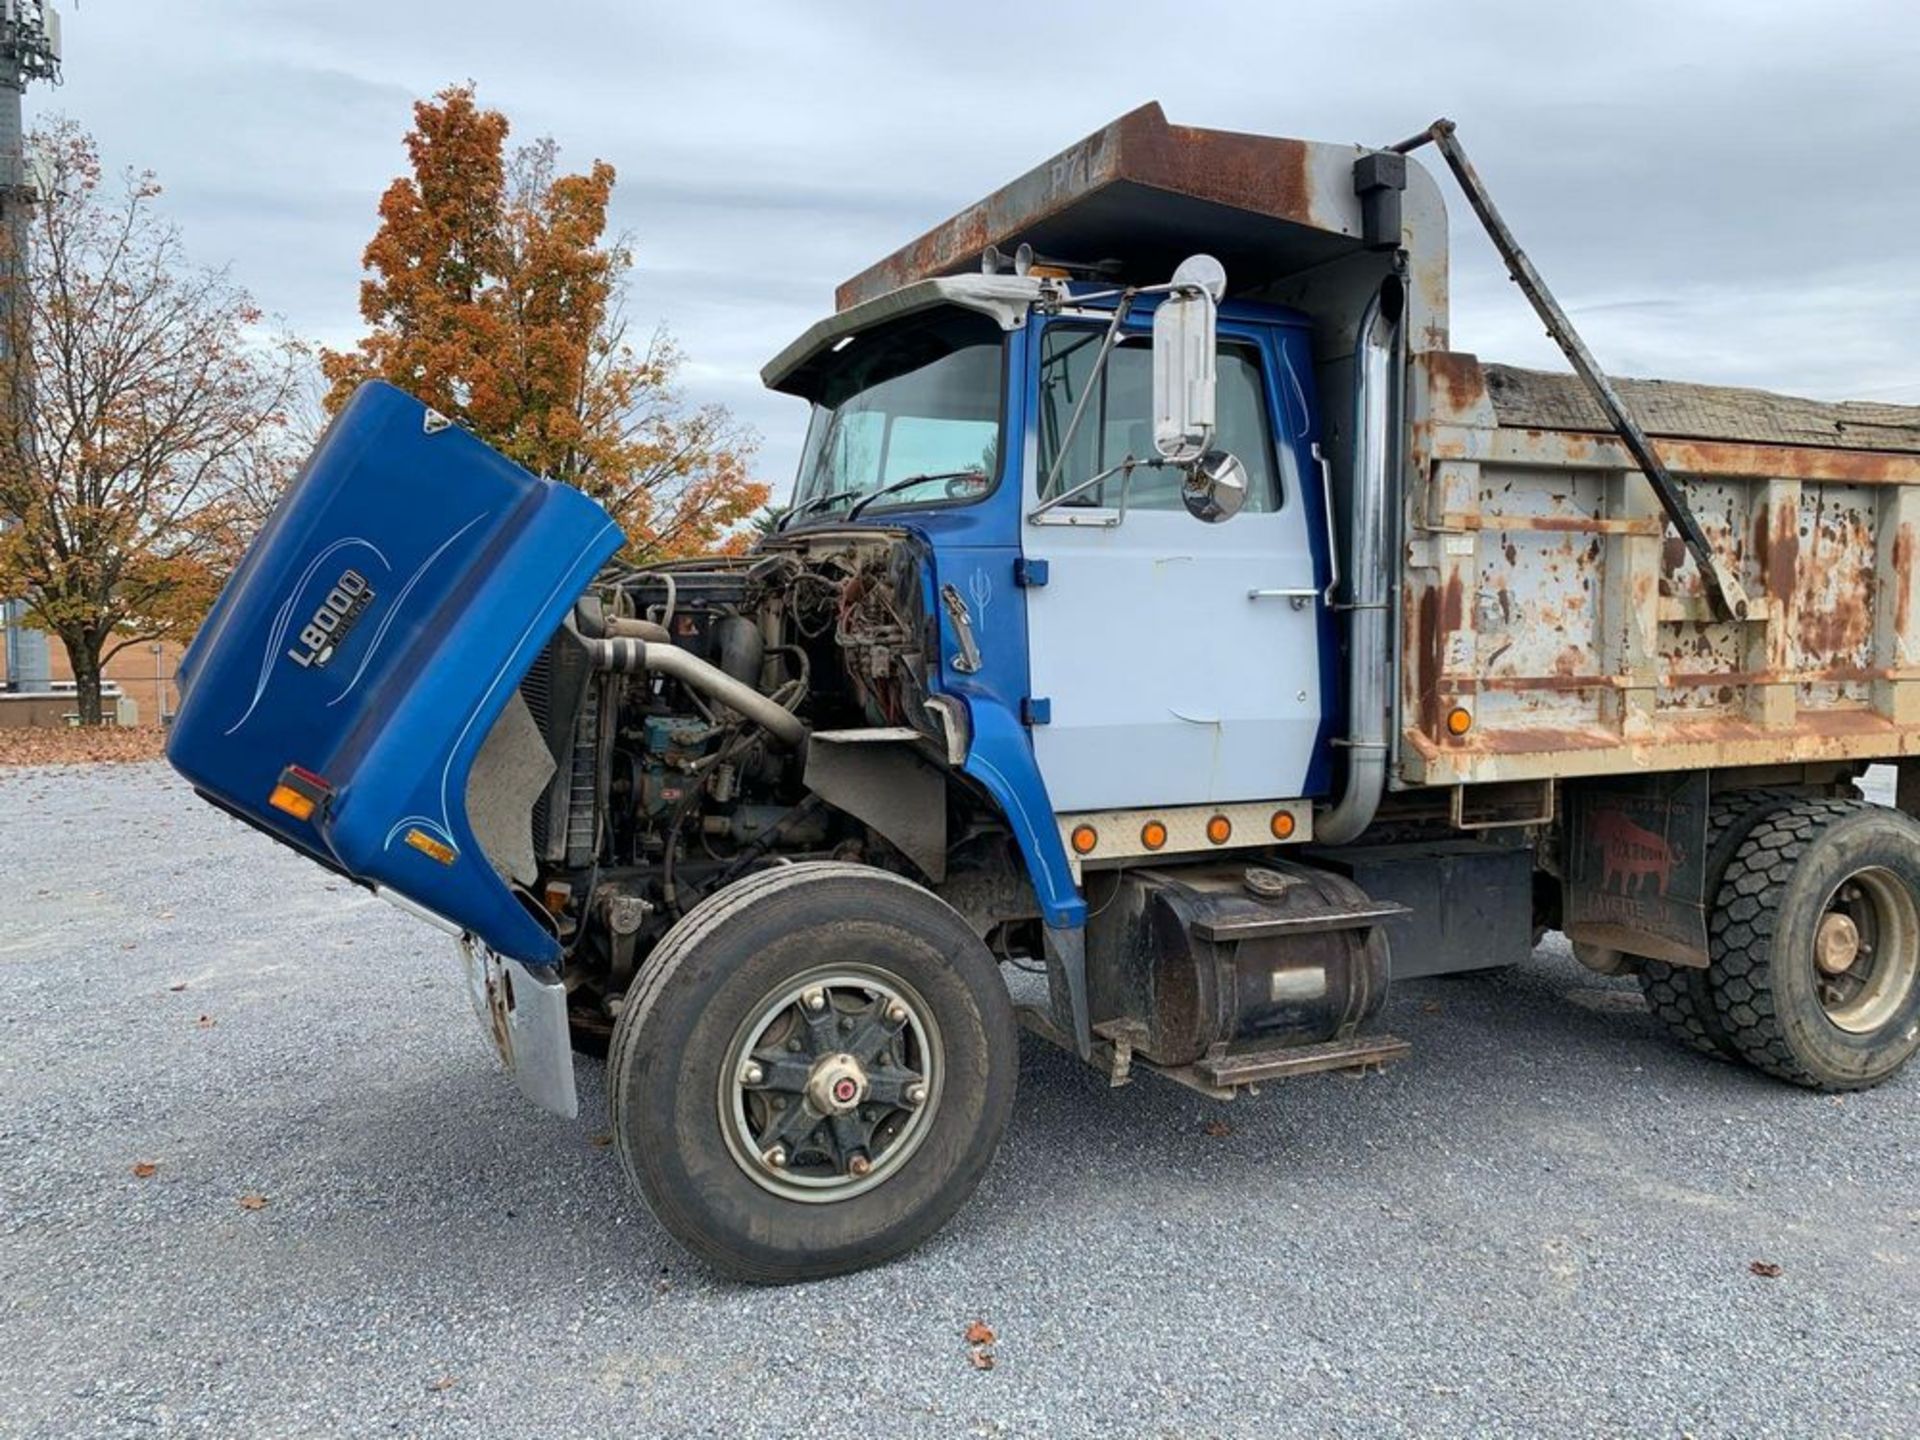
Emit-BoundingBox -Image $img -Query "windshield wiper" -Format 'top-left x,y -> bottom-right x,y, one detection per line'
844,470 -> 986,521
773,487 -> 863,531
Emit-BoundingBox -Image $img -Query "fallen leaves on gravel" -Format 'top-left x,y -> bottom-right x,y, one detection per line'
1202,1119 -> 1234,1138
588,1133 -> 614,1148
964,1320 -> 997,1370
167,982 -> 188,992
1749,1260 -> 1782,1278
967,1349 -> 996,1371
964,1321 -> 995,1346
0,725 -> 168,767
1421,999 -> 1444,1015
195,1015 -> 216,1029
131,1161 -> 158,1179
427,1376 -> 456,1392
238,1192 -> 269,1210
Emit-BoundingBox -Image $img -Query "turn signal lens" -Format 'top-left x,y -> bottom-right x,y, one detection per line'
1270,810 -> 1297,840
404,828 -> 458,866
1205,815 -> 1233,845
267,764 -> 329,822
267,784 -> 316,822
1070,824 -> 1099,856
1140,820 -> 1168,851
1446,706 -> 1474,736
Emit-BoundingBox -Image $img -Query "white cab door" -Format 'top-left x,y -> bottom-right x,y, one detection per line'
1021,323 -> 1325,813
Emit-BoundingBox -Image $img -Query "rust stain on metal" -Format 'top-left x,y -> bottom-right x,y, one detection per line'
1757,496 -> 1800,608
1793,494 -> 1876,666
1895,523 -> 1914,637
835,103 -> 1323,310
1470,723 -> 1621,755
1426,351 -> 1488,422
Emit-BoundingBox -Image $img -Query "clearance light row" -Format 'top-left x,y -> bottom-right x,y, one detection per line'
1069,807 -> 1298,859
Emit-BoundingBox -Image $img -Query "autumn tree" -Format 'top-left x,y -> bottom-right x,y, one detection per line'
0,120 -> 304,724
323,84 -> 765,555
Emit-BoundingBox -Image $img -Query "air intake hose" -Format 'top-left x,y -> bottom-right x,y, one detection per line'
587,636 -> 806,750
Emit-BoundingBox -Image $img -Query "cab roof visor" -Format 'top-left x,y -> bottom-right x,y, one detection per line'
761,274 -> 1043,395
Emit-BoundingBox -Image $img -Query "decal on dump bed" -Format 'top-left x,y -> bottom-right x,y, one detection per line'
1563,773 -> 1710,966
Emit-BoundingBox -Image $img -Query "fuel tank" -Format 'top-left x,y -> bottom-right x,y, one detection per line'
1085,861 -> 1397,1067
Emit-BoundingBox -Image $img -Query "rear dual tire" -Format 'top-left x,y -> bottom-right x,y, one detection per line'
1637,789 -> 1801,1059
1638,795 -> 1920,1090
1708,800 -> 1920,1091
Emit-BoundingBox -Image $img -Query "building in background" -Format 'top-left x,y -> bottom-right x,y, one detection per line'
0,632 -> 180,727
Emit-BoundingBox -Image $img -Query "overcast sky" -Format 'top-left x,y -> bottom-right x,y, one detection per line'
36,0 -> 1920,490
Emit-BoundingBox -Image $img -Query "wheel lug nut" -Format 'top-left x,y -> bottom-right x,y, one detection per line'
803,989 -> 826,1012
905,1083 -> 927,1107
762,1146 -> 787,1169
886,1003 -> 908,1024
847,1153 -> 872,1178
741,1063 -> 764,1086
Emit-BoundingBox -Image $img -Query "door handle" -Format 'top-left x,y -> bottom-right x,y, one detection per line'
1312,441 -> 1341,603
1248,588 -> 1317,610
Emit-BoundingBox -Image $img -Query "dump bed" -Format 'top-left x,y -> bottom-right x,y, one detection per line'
1405,359 -> 1920,788
839,102 -> 1920,795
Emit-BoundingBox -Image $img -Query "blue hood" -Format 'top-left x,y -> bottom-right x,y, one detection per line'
167,381 -> 622,966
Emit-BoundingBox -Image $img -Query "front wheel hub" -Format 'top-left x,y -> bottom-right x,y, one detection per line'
807,1053 -> 870,1114
719,966 -> 943,1203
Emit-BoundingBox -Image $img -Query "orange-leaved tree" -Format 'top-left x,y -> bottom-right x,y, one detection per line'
322,84 -> 765,556
0,120 -> 305,724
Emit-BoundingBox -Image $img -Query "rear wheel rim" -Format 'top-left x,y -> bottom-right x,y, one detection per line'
718,964 -> 943,1204
1815,866 -> 1919,1035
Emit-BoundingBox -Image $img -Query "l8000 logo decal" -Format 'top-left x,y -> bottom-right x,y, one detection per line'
287,569 -> 375,669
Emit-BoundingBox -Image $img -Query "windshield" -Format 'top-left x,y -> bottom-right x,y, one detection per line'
790,308 -> 1003,520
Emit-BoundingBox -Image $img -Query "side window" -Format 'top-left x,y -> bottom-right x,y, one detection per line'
1037,327 -> 1283,511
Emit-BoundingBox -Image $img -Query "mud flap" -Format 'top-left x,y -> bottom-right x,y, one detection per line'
1563,773 -> 1711,966
458,937 -> 578,1118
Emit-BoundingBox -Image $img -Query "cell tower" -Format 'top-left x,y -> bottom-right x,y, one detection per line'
0,0 -> 60,693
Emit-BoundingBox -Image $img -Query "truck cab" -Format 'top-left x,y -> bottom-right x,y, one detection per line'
168,104 -> 1920,1283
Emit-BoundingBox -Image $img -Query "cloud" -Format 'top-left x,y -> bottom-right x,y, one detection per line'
32,0 -> 1920,489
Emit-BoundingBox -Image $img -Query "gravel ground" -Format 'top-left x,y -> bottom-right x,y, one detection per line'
2,762 -> 1916,1439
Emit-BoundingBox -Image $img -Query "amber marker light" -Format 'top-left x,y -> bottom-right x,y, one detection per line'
1270,810 -> 1297,840
1141,820 -> 1168,851
1070,824 -> 1099,856
267,765 -> 329,822
404,828 -> 458,865
1206,815 -> 1233,845
1446,706 -> 1474,736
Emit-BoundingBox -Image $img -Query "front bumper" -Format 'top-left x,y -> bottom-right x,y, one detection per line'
456,935 -> 579,1119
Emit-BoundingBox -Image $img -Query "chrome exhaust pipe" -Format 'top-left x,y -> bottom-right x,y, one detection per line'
1315,275 -> 1403,846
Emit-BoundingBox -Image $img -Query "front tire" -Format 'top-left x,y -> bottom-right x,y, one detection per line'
1711,800 -> 1920,1090
608,862 -> 1017,1283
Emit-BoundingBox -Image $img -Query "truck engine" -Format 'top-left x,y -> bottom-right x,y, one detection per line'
500,532 -> 1011,1049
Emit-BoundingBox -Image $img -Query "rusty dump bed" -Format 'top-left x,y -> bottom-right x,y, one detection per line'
843,102 -> 1920,793
1412,359 -> 1920,789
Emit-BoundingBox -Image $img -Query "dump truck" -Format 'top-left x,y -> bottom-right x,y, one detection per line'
167,104 -> 1920,1282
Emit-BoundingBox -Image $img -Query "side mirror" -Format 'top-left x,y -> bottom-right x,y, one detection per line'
1181,450 -> 1248,524
1151,255 -> 1225,464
